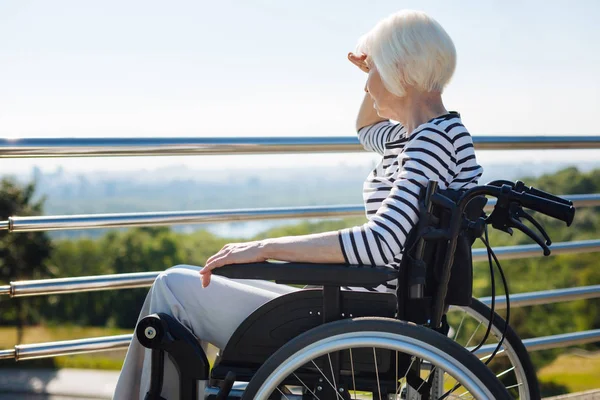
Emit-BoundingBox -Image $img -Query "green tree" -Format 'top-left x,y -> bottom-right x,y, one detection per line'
0,178 -> 53,342
103,227 -> 188,328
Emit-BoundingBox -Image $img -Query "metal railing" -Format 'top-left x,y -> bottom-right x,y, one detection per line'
2,242 -> 599,298
0,135 -> 599,363
1,194 -> 598,233
1,135 -> 599,158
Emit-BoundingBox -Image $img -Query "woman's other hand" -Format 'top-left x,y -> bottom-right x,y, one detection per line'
348,52 -> 369,73
200,241 -> 267,288
350,52 -> 387,131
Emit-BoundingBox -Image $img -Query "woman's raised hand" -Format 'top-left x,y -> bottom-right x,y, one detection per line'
348,52 -> 369,73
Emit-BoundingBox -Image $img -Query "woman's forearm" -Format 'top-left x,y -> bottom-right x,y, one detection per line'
356,92 -> 387,131
261,231 -> 346,264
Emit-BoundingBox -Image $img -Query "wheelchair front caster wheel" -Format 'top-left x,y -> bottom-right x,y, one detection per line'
136,314 -> 167,348
137,313 -> 210,400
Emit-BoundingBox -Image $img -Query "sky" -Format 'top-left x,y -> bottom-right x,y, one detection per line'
0,0 -> 599,174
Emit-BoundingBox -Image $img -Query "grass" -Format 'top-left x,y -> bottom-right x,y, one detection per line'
537,351 -> 600,394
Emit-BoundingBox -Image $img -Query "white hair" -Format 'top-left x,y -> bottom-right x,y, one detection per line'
356,10 -> 457,97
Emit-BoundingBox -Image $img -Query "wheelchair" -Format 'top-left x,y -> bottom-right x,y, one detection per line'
136,180 -> 575,400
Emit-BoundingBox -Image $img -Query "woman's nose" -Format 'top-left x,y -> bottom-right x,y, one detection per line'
364,83 -> 369,93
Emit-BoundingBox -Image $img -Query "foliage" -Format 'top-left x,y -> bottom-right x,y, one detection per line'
0,167 -> 599,385
0,178 -> 53,344
474,169 -> 600,360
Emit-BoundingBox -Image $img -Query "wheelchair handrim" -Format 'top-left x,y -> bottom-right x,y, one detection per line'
253,330 -> 497,399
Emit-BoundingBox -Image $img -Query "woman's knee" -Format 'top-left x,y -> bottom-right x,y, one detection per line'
154,264 -> 202,290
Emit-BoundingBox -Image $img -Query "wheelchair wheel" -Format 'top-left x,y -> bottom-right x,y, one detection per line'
449,298 -> 540,400
242,317 -> 510,399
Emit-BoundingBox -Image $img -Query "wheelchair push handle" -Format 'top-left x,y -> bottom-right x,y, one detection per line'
465,181 -> 575,257
524,185 -> 573,207
507,188 -> 575,227
488,180 -> 575,226
488,179 -> 572,206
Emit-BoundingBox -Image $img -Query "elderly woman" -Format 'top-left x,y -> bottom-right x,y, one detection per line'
113,9 -> 483,399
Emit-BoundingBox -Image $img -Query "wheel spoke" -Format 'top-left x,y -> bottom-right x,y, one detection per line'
397,356 -> 416,398
478,348 -> 505,362
402,356 -> 416,381
417,366 -> 434,392
310,360 -> 345,400
373,348 -> 382,400
395,351 -> 399,397
349,348 -> 357,400
328,353 -> 338,391
496,366 -> 516,379
276,387 -> 291,400
453,313 -> 467,340
464,321 -> 483,348
506,382 -> 523,390
292,373 -> 321,400
458,390 -> 475,399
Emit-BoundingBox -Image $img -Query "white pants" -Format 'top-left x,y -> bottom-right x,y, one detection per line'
112,264 -> 300,400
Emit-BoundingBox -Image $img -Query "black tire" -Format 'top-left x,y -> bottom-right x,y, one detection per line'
454,298 -> 541,400
242,317 -> 511,399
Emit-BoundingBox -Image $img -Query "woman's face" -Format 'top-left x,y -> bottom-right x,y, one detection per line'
365,64 -> 398,119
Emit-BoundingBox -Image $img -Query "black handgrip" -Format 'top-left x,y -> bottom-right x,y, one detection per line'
490,180 -> 574,207
515,192 -> 575,226
518,183 -> 573,207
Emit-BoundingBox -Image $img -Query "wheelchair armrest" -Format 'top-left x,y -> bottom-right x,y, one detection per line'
214,261 -> 397,287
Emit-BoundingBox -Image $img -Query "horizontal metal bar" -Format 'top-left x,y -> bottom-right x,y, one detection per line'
528,326 -> 600,350
2,238 -> 599,298
471,239 -> 600,262
0,348 -> 16,360
560,193 -> 600,208
0,136 -> 598,158
477,285 -> 600,309
474,329 -> 600,357
4,271 -> 162,298
0,193 -> 597,233
483,193 -> 598,211
14,334 -> 132,361
0,137 -> 360,158
7,268 -> 597,306
3,327 -> 599,361
473,136 -> 600,150
3,205 -> 362,232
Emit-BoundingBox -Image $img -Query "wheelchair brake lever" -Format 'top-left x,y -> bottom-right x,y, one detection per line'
508,213 -> 551,256
485,208 -> 514,236
514,207 -> 552,246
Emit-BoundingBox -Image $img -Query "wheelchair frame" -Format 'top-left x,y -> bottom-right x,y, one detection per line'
135,180 -> 575,399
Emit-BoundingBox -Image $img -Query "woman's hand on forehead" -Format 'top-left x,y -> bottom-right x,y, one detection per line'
348,52 -> 369,73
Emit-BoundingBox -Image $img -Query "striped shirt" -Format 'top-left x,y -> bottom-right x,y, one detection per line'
338,112 -> 483,291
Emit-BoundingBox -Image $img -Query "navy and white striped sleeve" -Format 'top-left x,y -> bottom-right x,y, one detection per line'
338,128 -> 457,266
357,121 -> 404,155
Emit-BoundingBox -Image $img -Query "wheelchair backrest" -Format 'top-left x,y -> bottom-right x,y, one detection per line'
396,189 -> 487,323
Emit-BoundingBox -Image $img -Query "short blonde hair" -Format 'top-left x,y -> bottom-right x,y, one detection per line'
357,10 -> 456,97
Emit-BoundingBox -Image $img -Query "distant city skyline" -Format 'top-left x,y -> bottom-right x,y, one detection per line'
1,0 -> 599,173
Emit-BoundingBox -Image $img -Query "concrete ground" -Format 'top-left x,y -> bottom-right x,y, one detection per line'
0,368 -> 118,399
1,368 -> 599,399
